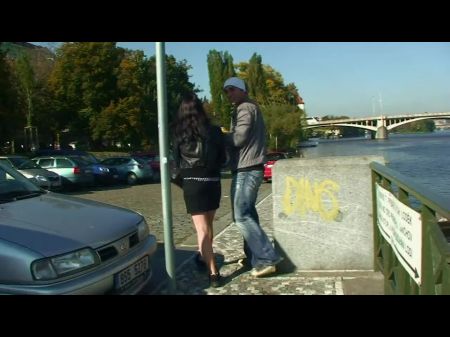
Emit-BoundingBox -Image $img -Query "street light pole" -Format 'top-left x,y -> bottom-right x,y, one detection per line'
155,42 -> 176,293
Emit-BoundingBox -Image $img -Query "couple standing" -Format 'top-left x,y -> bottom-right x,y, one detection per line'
171,77 -> 283,288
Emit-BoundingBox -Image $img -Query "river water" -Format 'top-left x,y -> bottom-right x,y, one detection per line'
300,130 -> 450,199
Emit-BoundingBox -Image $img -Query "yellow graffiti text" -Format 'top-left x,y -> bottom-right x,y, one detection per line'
282,177 -> 340,222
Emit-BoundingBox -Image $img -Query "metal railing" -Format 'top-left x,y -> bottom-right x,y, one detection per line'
370,162 -> 450,294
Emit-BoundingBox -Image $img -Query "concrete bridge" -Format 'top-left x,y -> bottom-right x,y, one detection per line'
305,112 -> 450,139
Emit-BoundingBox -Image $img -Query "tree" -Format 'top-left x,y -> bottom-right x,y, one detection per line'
207,50 -> 235,127
247,53 -> 268,105
48,42 -> 122,148
15,54 -> 36,127
261,104 -> 304,150
0,45 -> 22,151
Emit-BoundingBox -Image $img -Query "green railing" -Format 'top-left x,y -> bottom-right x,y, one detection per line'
370,162 -> 450,294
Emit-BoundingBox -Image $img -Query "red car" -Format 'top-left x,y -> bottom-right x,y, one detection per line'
264,152 -> 289,182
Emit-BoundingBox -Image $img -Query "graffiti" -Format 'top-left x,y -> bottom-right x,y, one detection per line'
282,176 -> 340,221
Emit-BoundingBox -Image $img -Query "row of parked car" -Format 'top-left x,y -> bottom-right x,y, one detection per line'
0,150 -> 160,191
0,150 -> 158,294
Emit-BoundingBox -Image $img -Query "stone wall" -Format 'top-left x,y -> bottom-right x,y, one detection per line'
272,155 -> 385,270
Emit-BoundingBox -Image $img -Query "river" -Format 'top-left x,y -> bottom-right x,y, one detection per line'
300,130 -> 450,199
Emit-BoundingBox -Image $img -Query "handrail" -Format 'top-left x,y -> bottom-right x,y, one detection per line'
370,161 -> 450,294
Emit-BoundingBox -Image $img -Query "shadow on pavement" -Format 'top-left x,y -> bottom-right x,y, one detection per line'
141,243 -> 227,294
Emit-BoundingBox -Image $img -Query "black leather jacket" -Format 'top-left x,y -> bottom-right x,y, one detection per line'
173,125 -> 225,171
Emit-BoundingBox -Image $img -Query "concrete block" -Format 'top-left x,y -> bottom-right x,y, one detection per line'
272,155 -> 385,270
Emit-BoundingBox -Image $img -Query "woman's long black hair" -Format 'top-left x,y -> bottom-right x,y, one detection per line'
172,92 -> 211,143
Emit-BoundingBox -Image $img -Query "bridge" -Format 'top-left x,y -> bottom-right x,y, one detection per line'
305,112 -> 450,139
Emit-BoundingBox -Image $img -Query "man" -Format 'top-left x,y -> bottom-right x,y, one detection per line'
223,77 -> 283,277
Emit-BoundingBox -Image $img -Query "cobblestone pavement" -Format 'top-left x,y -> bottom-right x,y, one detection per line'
69,176 -> 272,246
151,194 -> 344,295
72,179 -> 382,295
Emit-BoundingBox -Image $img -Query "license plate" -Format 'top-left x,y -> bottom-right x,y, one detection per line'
113,174 -> 119,179
115,256 -> 149,290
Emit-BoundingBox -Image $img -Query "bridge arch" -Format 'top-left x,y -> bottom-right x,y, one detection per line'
304,113 -> 450,139
388,116 -> 450,131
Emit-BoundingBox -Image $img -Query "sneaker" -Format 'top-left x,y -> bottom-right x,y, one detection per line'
251,265 -> 277,278
194,252 -> 207,271
251,257 -> 284,278
209,273 -> 223,288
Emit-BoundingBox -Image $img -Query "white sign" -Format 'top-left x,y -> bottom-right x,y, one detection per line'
376,184 -> 422,285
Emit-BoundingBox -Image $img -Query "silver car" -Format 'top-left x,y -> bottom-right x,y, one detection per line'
0,162 -> 157,294
100,156 -> 154,185
32,155 -> 95,188
0,155 -> 62,190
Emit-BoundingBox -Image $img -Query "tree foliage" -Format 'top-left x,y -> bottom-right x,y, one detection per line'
15,54 -> 36,127
207,50 -> 235,127
261,104 -> 304,150
0,46 -> 22,148
247,53 -> 268,105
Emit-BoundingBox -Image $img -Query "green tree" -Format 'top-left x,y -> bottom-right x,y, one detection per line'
48,42 -> 122,148
0,45 -> 22,151
247,53 -> 268,105
15,54 -> 36,127
261,104 -> 304,150
207,50 -> 235,127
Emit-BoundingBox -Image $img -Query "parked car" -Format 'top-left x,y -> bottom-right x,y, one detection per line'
131,152 -> 160,181
31,156 -> 95,189
264,152 -> 289,182
67,155 -> 119,185
33,149 -> 98,162
100,156 -> 154,185
0,162 -> 157,294
0,155 -> 62,190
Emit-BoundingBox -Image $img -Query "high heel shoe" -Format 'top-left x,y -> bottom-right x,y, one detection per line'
209,273 -> 223,288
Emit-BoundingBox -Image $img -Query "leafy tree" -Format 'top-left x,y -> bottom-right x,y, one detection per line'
48,42 -> 122,148
207,50 -> 235,127
247,53 -> 268,105
261,104 -> 304,150
15,54 -> 36,127
0,46 -> 22,151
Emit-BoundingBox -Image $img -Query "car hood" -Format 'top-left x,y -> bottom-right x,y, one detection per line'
0,193 -> 143,257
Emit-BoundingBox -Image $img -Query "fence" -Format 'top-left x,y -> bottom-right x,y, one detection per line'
370,162 -> 450,294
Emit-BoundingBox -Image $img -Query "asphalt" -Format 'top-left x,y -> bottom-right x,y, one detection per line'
143,190 -> 385,295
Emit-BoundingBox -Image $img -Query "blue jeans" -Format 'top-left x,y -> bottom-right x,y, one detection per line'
231,169 -> 280,268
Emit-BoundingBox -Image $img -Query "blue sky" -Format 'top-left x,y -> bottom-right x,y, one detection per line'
34,42 -> 450,118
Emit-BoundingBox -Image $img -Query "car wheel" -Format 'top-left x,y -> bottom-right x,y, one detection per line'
127,173 -> 138,185
153,171 -> 160,182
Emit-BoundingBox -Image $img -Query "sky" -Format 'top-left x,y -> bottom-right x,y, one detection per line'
34,42 -> 450,118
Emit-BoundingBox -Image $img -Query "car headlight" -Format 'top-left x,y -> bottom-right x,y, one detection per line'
137,219 -> 149,241
31,248 -> 100,280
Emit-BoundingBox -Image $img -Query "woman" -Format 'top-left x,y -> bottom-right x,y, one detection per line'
171,93 -> 226,288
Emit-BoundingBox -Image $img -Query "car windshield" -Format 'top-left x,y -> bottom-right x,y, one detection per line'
8,157 -> 42,169
0,163 -> 44,203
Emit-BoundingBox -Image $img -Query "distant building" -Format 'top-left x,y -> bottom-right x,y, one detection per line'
296,94 -> 305,111
435,119 -> 450,130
